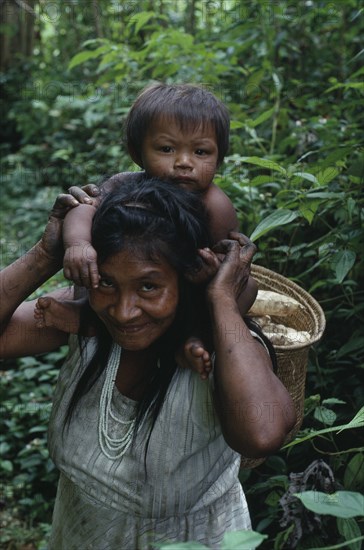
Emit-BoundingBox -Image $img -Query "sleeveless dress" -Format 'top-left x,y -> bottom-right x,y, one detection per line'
47,336 -> 251,549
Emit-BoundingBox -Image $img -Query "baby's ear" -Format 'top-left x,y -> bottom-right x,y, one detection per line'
184,260 -> 215,285
128,146 -> 143,168
184,265 -> 203,284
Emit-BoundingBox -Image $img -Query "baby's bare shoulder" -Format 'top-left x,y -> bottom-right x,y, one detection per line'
204,184 -> 239,242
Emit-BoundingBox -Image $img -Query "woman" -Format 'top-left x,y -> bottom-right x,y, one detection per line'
0,176 -> 295,549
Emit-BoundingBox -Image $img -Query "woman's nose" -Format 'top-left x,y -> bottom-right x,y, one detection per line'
109,294 -> 141,323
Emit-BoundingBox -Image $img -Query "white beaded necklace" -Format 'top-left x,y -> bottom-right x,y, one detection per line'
98,342 -> 137,460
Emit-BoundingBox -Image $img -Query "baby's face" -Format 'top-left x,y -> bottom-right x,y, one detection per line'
140,117 -> 219,193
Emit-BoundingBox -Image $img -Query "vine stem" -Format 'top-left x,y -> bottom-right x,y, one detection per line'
270,91 -> 280,155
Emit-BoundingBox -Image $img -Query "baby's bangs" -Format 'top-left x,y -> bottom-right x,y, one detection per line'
151,107 -> 216,136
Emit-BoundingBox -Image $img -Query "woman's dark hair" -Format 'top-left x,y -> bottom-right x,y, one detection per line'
125,83 -> 230,166
65,174 -> 211,454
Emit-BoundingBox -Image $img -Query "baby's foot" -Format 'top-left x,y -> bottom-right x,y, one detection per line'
34,296 -> 81,334
180,337 -> 212,380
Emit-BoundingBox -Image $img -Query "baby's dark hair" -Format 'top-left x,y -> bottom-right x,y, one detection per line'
65,175 -> 211,458
125,83 -> 230,166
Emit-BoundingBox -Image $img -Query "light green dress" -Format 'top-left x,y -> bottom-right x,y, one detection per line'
48,336 -> 251,549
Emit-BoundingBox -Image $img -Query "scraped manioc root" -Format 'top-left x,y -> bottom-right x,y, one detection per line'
248,291 -> 310,346
263,322 -> 310,345
248,290 -> 304,317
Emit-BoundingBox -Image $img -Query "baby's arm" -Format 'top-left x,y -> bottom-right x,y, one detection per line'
62,173 -> 137,288
63,202 -> 99,287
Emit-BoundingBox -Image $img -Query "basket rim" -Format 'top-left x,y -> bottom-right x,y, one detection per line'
251,264 -> 326,351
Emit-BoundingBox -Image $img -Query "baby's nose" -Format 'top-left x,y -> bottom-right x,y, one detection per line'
174,152 -> 193,168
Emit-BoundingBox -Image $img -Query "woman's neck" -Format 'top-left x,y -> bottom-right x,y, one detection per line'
114,348 -> 158,401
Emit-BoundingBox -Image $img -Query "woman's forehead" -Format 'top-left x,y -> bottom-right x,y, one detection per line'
100,247 -> 175,276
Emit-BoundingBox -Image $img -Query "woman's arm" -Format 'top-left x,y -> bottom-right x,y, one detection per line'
204,235 -> 296,458
0,199 -> 73,359
204,185 -> 258,314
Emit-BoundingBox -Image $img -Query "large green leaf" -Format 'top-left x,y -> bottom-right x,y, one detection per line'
157,530 -> 266,549
284,407 -> 364,448
314,406 -> 337,426
240,156 -> 286,174
337,407 -> 364,433
68,46 -> 109,70
157,543 -> 207,549
337,517 -> 362,550
294,491 -> 364,518
222,530 -> 267,549
344,454 -> 364,491
307,537 -> 364,550
331,250 -> 356,283
250,209 -> 299,241
293,171 -> 318,184
127,11 -> 156,34
316,167 -> 340,185
247,108 -> 275,128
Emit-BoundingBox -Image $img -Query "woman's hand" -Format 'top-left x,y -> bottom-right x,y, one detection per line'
67,184 -> 100,206
39,193 -> 80,262
206,232 -> 256,302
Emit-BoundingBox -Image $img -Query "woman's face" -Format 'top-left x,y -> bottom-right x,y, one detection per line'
89,248 -> 179,351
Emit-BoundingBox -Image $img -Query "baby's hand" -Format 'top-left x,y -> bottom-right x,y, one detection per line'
63,242 -> 99,288
177,337 -> 212,381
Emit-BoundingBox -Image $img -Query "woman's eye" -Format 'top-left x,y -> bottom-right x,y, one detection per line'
141,283 -> 155,292
99,278 -> 114,289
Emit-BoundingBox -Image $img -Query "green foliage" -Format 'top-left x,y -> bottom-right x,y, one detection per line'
0,349 -> 67,547
157,529 -> 267,549
294,491 -> 364,518
1,0 -> 363,548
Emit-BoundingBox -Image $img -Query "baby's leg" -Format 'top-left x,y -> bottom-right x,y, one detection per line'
178,337 -> 212,380
34,296 -> 83,334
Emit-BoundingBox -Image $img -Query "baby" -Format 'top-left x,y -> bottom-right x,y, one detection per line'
35,83 -> 257,379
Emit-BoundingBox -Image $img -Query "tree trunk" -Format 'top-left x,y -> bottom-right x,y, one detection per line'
92,0 -> 103,38
0,0 -> 36,71
185,0 -> 196,35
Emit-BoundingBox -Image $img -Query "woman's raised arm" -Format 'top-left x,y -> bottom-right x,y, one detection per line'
0,196 -> 76,359
204,233 -> 296,458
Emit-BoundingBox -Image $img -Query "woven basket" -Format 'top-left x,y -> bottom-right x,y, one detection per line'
240,264 -> 326,469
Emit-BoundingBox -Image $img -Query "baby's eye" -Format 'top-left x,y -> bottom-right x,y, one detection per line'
195,149 -> 208,156
160,146 -> 173,153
